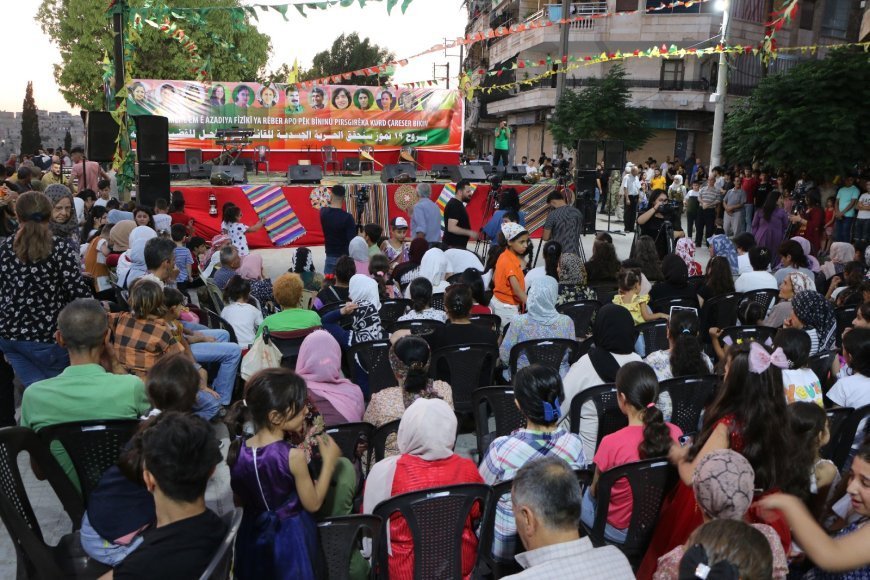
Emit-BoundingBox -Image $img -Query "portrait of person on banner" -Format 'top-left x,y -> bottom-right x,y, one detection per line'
355,88 -> 373,111
257,85 -> 279,108
157,83 -> 177,115
377,89 -> 395,111
310,87 -> 328,110
398,91 -> 417,112
232,84 -> 254,110
127,81 -> 150,116
285,88 -> 304,114
208,84 -> 227,107
332,87 -> 352,110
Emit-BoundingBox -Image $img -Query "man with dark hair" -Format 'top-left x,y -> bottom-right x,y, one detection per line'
20,299 -> 149,490
542,190 -> 583,255
213,245 -> 274,306
140,237 -> 178,288
111,412 -> 226,579
504,457 -> 633,578
320,184 -> 357,274
443,179 -> 477,249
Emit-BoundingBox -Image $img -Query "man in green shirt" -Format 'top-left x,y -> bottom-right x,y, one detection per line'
493,120 -> 511,170
21,299 -> 150,491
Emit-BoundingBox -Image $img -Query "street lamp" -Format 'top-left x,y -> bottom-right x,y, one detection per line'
709,0 -> 730,169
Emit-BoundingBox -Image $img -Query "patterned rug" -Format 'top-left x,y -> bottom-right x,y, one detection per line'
345,184 -> 391,233
517,184 -> 557,234
240,184 -> 306,247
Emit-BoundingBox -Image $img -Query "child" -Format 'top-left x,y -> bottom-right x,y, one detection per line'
187,236 -> 208,283
381,217 -> 409,266
822,197 -> 835,256
362,223 -> 384,257
613,267 -> 667,356
171,224 -> 194,292
93,178 -> 114,207
788,402 -> 839,518
83,223 -> 113,299
581,362 -> 682,543
290,247 -> 318,290
153,198 -> 172,234
221,275 -> 263,349
369,254 -> 402,300
774,328 -> 823,406
490,221 -> 529,328
709,298 -> 768,360
733,232 -> 757,274
221,202 -> 264,257
827,328 -> 870,466
397,277 -> 447,322
226,368 -> 341,579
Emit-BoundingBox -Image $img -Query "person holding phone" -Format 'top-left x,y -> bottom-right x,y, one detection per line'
493,120 -> 511,170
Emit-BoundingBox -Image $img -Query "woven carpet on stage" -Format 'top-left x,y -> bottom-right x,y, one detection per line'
346,184 -> 391,233
518,184 -> 557,234
240,185 -> 306,247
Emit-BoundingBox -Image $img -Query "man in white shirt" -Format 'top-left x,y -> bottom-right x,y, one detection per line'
503,457 -> 633,579
734,246 -> 778,293
621,163 -> 641,232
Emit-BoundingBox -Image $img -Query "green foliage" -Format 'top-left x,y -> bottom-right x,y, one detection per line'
38,0 -> 271,110
20,82 -> 42,156
724,49 -> 870,179
549,64 -> 653,151
301,33 -> 394,86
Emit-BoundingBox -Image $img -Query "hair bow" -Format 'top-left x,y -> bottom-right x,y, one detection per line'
748,342 -> 789,374
678,544 -> 739,580
542,397 -> 561,422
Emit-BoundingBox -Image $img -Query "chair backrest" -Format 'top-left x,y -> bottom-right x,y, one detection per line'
659,375 -> 718,435
584,458 -> 675,565
198,508 -> 243,580
256,144 -> 269,159
468,314 -> 502,335
637,320 -> 669,354
830,404 -> 870,471
742,289 -> 778,312
650,296 -> 700,314
358,145 -> 374,156
204,308 -> 239,344
508,338 -> 580,378
205,279 -> 226,312
379,299 -> 411,331
262,326 -> 320,369
557,300 -> 600,338
318,515 -> 382,580
372,483 -> 491,580
321,145 -> 337,162
569,384 -> 627,453
590,283 -> 617,305
834,306 -> 857,347
325,422 -> 374,469
400,145 -> 417,160
819,407 -> 854,462
719,325 -> 777,348
686,275 -> 705,290
808,350 -> 837,400
431,344 -> 499,414
0,427 -> 86,579
390,319 -> 445,338
472,386 -> 526,460
430,293 -> 445,311
368,419 -> 401,466
700,292 -> 743,334
38,419 -> 140,504
345,340 -> 398,394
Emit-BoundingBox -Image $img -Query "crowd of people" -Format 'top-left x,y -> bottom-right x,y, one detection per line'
0,150 -> 868,580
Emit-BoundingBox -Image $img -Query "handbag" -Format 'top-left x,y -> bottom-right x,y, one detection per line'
240,330 -> 282,380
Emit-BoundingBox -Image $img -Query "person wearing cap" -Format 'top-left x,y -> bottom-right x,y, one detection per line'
621,163 -> 641,232
381,216 -> 409,266
320,184 -> 357,275
443,179 -> 478,249
491,221 -> 530,328
411,182 -> 442,245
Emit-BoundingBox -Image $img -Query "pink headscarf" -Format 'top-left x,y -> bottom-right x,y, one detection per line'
203,234 -> 230,266
295,330 -> 364,426
675,238 -> 702,277
237,253 -> 263,280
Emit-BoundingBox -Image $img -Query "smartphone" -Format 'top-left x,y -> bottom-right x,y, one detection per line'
671,305 -> 699,318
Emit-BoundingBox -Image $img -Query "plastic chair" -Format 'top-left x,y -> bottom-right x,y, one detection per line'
431,293 -> 445,311
262,326 -> 320,369
325,422 -> 374,469
569,384 -> 627,454
345,340 -> 398,395
198,508 -> 243,580
431,344 -> 499,414
718,325 -> 777,348
321,145 -> 339,175
400,145 -> 417,163
468,314 -> 502,335
205,278 -> 226,312
581,458 -> 676,567
589,283 -> 618,306
808,350 -> 837,402
742,289 -> 778,312
317,515 -> 382,580
390,319 -> 445,338
472,386 -> 525,461
658,375 -> 718,435
699,292 -> 743,337
830,405 -> 870,471
637,320 -> 669,354
372,483 -> 491,580
687,275 -> 706,290
379,299 -> 411,331
38,419 -> 140,505
368,419 -> 401,466
557,300 -> 600,338
254,145 -> 270,176
650,296 -> 700,315
204,308 -> 239,344
358,146 -> 375,175
834,306 -> 857,347
508,338 -> 580,378
0,426 -> 110,579
819,407 -> 854,462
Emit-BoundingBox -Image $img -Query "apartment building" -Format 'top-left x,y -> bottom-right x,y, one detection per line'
0,110 -> 85,162
464,0 -> 862,165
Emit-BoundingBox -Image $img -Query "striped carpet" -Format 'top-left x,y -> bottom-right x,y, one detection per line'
240,184 -> 306,247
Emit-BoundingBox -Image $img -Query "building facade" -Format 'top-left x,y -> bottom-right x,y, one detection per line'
0,110 -> 85,162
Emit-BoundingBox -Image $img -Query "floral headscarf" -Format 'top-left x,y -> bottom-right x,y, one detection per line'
675,238 -> 702,277
559,252 -> 587,286
708,234 -> 739,275
792,290 -> 837,351
693,450 -> 755,520
388,341 -> 441,409
786,271 -> 814,295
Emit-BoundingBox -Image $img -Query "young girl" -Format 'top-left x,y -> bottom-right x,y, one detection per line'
397,277 -> 447,323
490,221 -> 529,328
788,402 -> 839,517
221,202 -> 265,257
221,275 -> 264,349
290,246 -> 318,290
83,223 -> 114,298
368,254 -> 402,300
774,328 -> 823,406
227,368 -> 341,579
822,196 -> 836,256
381,216 -> 409,266
582,362 -> 683,543
613,268 -> 668,356
709,298 -> 768,361
81,205 -> 108,244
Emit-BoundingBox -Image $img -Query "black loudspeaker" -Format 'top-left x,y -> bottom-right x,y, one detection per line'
446,165 -> 488,183
575,170 -> 598,234
132,115 -> 169,163
470,160 -> 493,174
210,164 -> 247,184
603,140 -> 626,172
343,158 -> 360,171
381,163 -> 417,183
287,165 -> 322,184
577,139 -> 598,171
169,164 -> 189,179
431,164 -> 452,178
83,111 -> 120,163
185,148 -> 203,166
138,162 -> 170,208
505,165 -> 526,180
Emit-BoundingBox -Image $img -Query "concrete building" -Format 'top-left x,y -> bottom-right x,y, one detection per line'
464,0 -> 862,165
0,110 -> 85,162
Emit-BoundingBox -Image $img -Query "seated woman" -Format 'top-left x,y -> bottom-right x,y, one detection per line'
404,247 -> 450,297
363,335 -> 453,456
397,278 -> 447,323
674,237 -> 703,277
313,256 -> 354,311
556,252 -> 596,305
708,234 -> 740,276
774,239 -> 817,289
585,238 -> 620,284
459,267 -> 493,314
631,235 -> 664,283
363,398 -> 483,580
649,254 -> 698,303
479,365 -> 587,560
428,284 -> 497,352
696,256 -> 735,306
348,235 -> 370,275
499,276 -> 575,380
785,290 -> 838,355
256,273 -> 321,336
763,270 -> 814,329
295,330 -> 365,426
820,241 -> 855,282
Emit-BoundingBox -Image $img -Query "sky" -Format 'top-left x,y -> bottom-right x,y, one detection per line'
1,0 -> 467,113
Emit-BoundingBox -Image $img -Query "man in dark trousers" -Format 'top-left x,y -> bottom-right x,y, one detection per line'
320,184 -> 357,274
493,120 -> 511,169
443,179 -> 478,249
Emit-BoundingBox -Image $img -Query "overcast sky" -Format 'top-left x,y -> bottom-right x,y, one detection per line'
2,0 -> 467,113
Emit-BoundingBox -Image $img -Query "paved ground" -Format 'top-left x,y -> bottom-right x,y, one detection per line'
0,211 -> 712,576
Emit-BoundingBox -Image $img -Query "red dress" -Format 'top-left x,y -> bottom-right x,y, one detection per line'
636,415 -> 792,580
386,454 -> 484,580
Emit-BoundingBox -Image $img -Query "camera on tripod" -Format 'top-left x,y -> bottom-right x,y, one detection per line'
658,199 -> 681,219
355,185 -> 370,205
791,190 -> 807,215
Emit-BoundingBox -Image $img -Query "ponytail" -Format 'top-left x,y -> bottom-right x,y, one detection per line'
639,403 -> 672,459
669,310 -> 708,377
13,191 -> 54,263
408,277 -> 433,313
394,335 -> 431,394
615,362 -> 673,459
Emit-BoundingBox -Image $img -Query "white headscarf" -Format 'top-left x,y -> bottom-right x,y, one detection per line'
349,236 -> 369,263
118,226 -> 157,287
526,276 -> 561,326
419,248 -> 449,287
349,273 -> 381,310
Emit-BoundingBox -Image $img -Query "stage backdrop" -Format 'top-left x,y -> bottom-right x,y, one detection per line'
127,80 -> 463,153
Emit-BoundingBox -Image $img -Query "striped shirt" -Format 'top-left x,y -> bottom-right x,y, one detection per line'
506,537 -> 633,579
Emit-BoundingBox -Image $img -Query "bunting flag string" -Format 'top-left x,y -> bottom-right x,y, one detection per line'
761,0 -> 799,65
133,0 -> 416,18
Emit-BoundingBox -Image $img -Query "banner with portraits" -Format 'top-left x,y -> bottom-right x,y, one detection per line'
127,80 -> 464,152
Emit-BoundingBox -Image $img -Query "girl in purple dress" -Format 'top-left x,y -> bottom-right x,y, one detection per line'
752,191 -> 789,267
227,368 -> 342,580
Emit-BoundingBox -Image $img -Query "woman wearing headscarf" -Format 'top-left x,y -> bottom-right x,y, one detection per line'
556,252 -> 596,304
651,450 -> 788,579
499,277 -> 575,380
410,247 -> 451,296
348,236 -> 370,275
649,254 -> 698,303
236,252 -> 264,281
674,237 -> 702,277
393,238 -> 428,288
363,398 -> 483,580
791,236 -> 821,272
295,330 -> 364,427
104,219 -> 135,268
708,234 -> 739,276
117,225 -> 157,289
44,183 -> 80,245
562,304 -> 642,459
821,241 -> 855,280
763,270 -> 813,328
786,290 -> 837,354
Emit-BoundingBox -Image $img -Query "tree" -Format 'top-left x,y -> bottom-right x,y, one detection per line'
37,0 -> 271,110
301,33 -> 395,86
549,64 -> 653,151
64,129 -> 72,152
724,49 -> 870,179
20,82 -> 42,156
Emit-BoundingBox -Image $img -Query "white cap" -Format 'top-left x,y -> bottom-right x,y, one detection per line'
392,216 -> 408,229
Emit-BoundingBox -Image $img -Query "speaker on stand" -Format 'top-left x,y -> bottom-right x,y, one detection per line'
139,162 -> 171,209
577,139 -> 598,171
603,140 -> 626,172
82,111 -> 120,163
132,116 -> 169,163
575,171 -> 598,235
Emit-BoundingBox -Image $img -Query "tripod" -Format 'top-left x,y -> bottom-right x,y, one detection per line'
474,182 -> 501,261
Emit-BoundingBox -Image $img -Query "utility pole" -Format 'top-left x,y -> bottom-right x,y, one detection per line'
553,0 -> 571,155
710,0 -> 731,169
110,0 -> 127,95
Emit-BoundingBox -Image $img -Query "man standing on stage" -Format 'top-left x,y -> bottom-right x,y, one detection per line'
443,179 -> 478,249
621,163 -> 641,232
493,120 -> 511,169
320,184 -> 357,275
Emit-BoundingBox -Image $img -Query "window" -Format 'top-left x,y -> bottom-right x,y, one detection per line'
821,0 -> 849,38
617,0 -> 638,12
800,0 -> 815,29
660,60 -> 685,91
